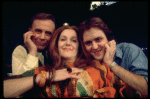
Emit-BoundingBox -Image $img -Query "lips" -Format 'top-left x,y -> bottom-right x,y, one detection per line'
34,40 -> 48,46
93,50 -> 101,56
63,48 -> 72,51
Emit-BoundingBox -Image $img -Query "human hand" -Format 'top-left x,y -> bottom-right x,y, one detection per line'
52,67 -> 83,82
103,40 -> 116,66
23,31 -> 37,56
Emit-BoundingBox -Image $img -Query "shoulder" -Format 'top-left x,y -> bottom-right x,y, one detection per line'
116,42 -> 148,67
117,42 -> 141,51
116,42 -> 143,57
12,45 -> 27,55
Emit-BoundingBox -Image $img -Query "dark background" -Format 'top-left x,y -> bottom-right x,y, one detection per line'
2,1 -> 148,74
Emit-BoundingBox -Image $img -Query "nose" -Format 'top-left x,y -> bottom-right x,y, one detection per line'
40,32 -> 46,40
92,41 -> 98,50
66,39 -> 71,46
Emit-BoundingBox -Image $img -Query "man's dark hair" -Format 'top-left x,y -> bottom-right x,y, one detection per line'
30,13 -> 55,28
78,17 -> 117,60
79,17 -> 114,41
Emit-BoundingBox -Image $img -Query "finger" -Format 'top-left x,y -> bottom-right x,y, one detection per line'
105,43 -> 110,51
71,68 -> 83,74
70,74 -> 80,79
110,40 -> 116,48
107,41 -> 111,47
23,31 -> 33,40
26,33 -> 33,41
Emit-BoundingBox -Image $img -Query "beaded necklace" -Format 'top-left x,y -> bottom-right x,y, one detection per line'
58,62 -> 76,98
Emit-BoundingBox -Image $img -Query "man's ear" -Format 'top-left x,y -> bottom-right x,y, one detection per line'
28,28 -> 31,31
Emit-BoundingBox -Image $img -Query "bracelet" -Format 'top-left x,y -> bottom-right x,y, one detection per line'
67,67 -> 72,73
39,71 -> 47,87
33,74 -> 37,88
110,61 -> 117,68
49,70 -> 53,83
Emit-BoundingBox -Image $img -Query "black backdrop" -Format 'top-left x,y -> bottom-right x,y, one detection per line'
2,1 -> 148,74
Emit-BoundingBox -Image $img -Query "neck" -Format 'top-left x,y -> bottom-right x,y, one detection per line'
63,57 -> 76,63
64,59 -> 75,63
99,60 -> 103,64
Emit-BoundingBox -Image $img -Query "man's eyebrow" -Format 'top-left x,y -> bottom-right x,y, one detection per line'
35,29 -> 42,31
94,36 -> 103,40
84,36 -> 103,42
45,31 -> 52,34
84,40 -> 92,43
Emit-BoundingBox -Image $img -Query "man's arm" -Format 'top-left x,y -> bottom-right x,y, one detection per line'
111,64 -> 148,97
104,41 -> 148,97
12,45 -> 38,75
4,67 -> 83,98
3,74 -> 41,98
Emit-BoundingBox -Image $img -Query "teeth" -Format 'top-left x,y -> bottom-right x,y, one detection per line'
64,48 -> 72,50
64,48 -> 72,51
93,50 -> 101,55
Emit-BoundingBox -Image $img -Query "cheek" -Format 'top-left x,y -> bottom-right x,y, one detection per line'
34,34 -> 40,39
85,45 -> 91,52
58,43 -> 61,52
73,43 -> 79,53
76,43 -> 79,50
46,35 -> 52,39
58,41 -> 64,48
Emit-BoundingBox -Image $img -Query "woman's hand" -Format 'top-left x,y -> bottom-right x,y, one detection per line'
52,67 -> 83,82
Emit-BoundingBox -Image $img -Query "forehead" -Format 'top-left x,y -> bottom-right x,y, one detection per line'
60,29 -> 77,37
83,27 -> 106,42
32,19 -> 55,31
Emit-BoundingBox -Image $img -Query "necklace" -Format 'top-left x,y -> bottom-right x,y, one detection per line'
58,62 -> 76,98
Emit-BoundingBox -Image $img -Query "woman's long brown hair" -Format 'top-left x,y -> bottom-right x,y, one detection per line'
46,25 -> 89,71
44,25 -> 91,97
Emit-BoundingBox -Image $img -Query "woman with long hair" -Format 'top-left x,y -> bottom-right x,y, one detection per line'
34,25 -> 116,98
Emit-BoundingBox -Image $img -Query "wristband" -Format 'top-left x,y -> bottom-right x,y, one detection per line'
39,71 -> 47,87
33,74 -> 37,88
110,61 -> 117,68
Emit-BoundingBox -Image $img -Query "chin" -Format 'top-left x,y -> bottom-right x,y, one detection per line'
37,46 -> 47,51
62,55 -> 73,59
93,56 -> 103,61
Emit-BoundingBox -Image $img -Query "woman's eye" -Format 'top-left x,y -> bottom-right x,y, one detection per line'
72,39 -> 77,42
60,39 -> 65,41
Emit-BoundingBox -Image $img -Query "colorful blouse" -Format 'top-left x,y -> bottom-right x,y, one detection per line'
34,60 -> 142,98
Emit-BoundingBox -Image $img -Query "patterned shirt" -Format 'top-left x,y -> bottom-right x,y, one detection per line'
114,42 -> 148,82
34,61 -> 142,98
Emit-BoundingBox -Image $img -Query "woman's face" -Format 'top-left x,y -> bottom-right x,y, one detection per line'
58,29 -> 79,62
